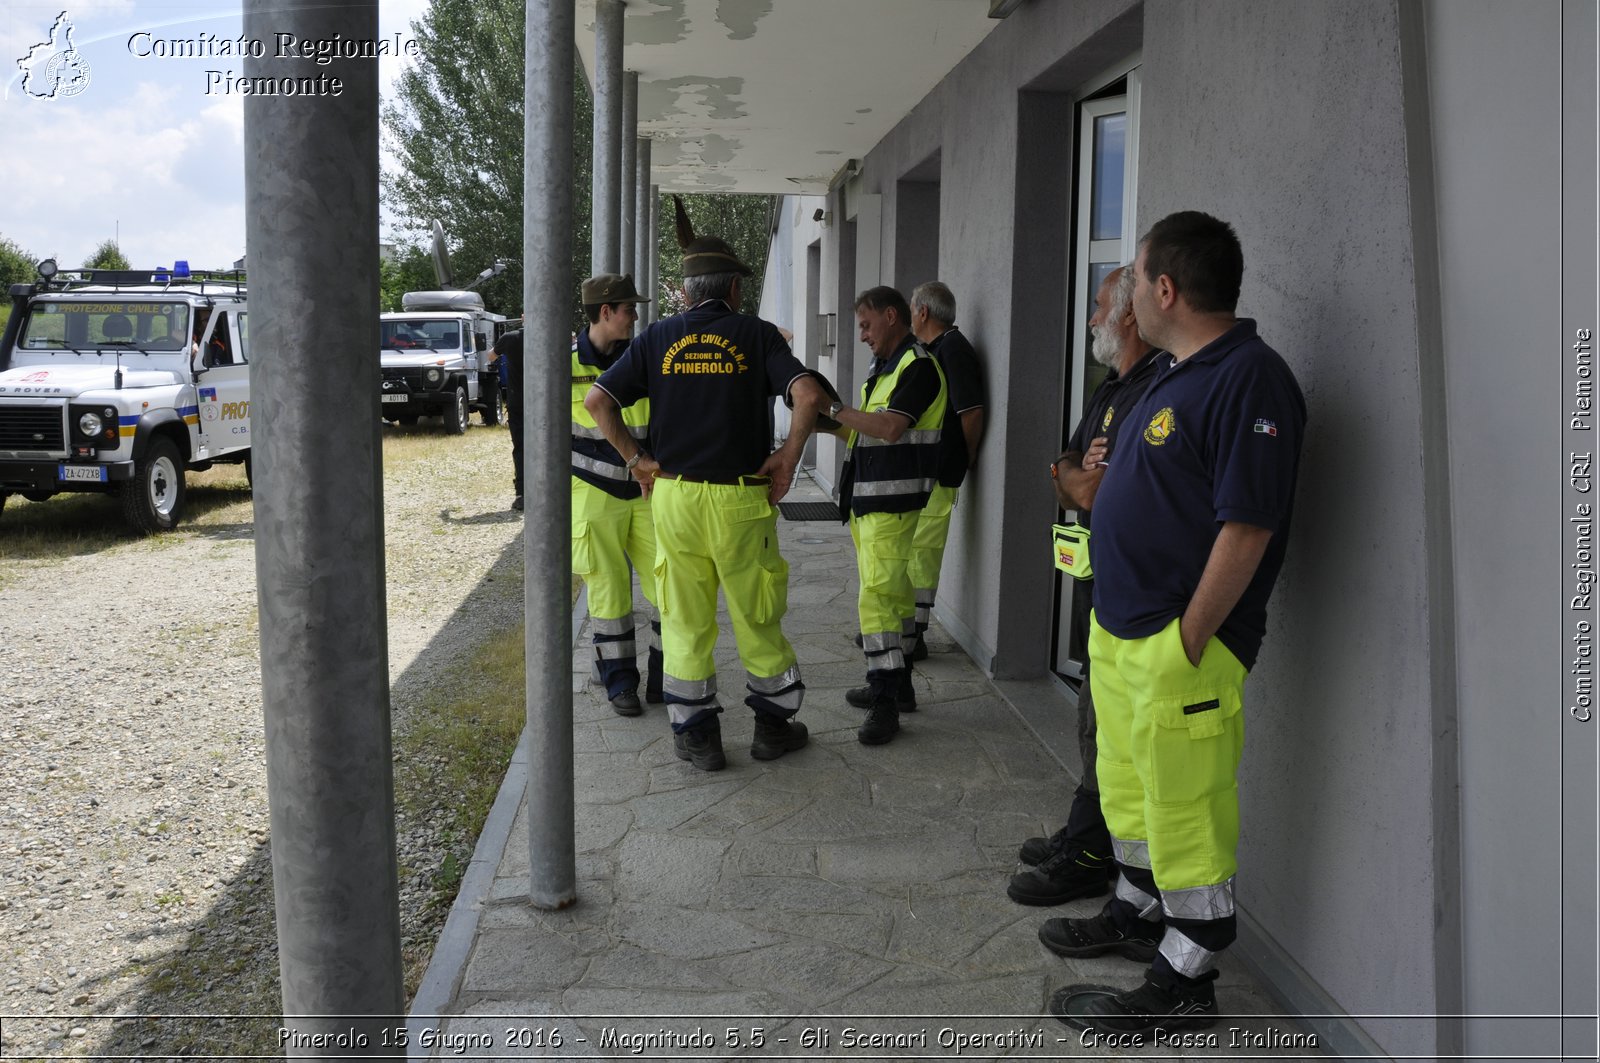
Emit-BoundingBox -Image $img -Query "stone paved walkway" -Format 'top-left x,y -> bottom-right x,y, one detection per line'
407,473 -> 1321,1061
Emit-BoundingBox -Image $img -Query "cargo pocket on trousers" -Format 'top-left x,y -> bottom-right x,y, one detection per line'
1143,686 -> 1244,807
652,551 -> 671,616
571,520 -> 597,576
754,555 -> 790,626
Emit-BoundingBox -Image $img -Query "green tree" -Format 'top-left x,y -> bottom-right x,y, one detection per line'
85,238 -> 130,270
379,244 -> 438,311
0,234 -> 38,331
382,0 -> 775,325
381,0 -> 592,322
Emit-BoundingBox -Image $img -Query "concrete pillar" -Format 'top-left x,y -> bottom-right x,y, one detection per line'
647,184 -> 660,321
620,71 -> 638,282
241,0 -> 402,1049
525,0 -> 577,908
635,138 -> 652,305
590,0 -> 624,273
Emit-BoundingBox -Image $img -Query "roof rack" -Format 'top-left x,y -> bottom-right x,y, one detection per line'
38,268 -> 247,295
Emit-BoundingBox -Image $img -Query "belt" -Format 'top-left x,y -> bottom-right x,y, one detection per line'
655,471 -> 772,487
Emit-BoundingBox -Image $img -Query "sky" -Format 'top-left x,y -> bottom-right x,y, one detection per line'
0,0 -> 431,272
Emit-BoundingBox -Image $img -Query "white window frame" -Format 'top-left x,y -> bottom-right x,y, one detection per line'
1054,64 -> 1142,679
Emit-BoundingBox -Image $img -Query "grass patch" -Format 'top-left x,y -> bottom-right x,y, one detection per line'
394,622 -> 528,918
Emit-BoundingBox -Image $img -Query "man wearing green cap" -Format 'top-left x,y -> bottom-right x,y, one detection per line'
571,273 -> 659,716
584,219 -> 830,772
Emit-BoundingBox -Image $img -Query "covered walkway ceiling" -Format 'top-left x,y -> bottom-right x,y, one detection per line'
575,0 -> 1001,195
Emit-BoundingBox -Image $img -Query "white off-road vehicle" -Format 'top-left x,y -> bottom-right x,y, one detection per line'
379,289 -> 505,433
0,260 -> 250,533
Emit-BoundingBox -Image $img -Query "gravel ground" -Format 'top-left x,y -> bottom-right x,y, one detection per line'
0,422 -> 527,1059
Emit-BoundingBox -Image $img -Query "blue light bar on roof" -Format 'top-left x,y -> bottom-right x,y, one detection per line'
174,261 -> 190,278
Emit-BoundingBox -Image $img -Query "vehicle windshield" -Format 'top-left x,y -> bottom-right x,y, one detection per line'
20,299 -> 191,352
381,319 -> 462,351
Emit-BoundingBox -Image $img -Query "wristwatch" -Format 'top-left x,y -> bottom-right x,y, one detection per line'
625,450 -> 646,471
828,401 -> 844,419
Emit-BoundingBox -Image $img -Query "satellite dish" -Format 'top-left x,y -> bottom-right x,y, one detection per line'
430,220 -> 455,289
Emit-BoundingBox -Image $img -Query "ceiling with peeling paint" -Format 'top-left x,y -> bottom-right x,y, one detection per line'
575,0 -> 1000,195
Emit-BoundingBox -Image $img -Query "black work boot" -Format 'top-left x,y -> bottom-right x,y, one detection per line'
846,668 -> 916,712
750,715 -> 809,760
1007,847 -> 1114,906
1018,825 -> 1072,866
1038,898 -> 1162,962
1052,968 -> 1220,1035
609,689 -> 642,717
673,717 -> 726,771
857,701 -> 900,745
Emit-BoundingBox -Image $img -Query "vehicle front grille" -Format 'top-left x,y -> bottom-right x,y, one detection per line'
0,404 -> 66,450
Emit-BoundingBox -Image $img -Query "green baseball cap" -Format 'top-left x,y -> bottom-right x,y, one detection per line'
581,273 -> 650,304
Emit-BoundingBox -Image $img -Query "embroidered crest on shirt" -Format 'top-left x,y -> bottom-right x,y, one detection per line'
1253,418 -> 1278,437
1101,405 -> 1115,432
1143,407 -> 1176,446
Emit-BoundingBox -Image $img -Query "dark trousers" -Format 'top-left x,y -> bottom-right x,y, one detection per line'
506,394 -> 524,495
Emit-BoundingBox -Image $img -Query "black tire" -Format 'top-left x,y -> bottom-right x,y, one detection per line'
120,435 -> 185,533
22,491 -> 53,503
443,384 -> 468,435
0,492 -> 7,522
244,451 -> 254,490
480,378 -> 503,426
398,415 -> 419,426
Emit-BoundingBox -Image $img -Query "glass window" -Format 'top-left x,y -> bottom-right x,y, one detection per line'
1091,113 -> 1126,242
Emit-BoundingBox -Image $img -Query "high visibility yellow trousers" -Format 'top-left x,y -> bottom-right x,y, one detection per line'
650,477 -> 803,730
571,477 -> 658,698
907,484 -> 956,638
1090,613 -> 1247,977
850,510 -> 919,676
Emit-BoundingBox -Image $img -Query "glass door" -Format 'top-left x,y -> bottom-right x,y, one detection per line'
1053,73 -> 1140,678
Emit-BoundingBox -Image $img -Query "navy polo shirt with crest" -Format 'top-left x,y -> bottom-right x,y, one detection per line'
1089,319 -> 1306,670
594,299 -> 810,480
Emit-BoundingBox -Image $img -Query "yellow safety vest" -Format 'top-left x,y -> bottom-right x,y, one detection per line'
848,341 -> 947,515
571,342 -> 650,492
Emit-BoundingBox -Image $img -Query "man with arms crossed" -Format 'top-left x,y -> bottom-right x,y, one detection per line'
1012,263 -> 1159,907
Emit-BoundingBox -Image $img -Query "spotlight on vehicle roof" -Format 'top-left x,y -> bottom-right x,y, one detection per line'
37,258 -> 58,279
174,260 -> 191,278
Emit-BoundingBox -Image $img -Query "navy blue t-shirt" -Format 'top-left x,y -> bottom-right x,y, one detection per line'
925,327 -> 985,488
1089,319 -> 1306,670
594,300 -> 809,480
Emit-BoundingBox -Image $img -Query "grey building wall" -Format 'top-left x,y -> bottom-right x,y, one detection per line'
1138,2 -> 1442,1056
1421,1 -> 1568,1057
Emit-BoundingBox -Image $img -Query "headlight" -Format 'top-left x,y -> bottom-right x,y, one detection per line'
424,367 -> 443,385
79,412 -> 103,436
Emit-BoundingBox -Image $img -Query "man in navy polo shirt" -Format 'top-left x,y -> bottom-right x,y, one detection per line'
584,230 -> 830,772
1049,212 -> 1306,1036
